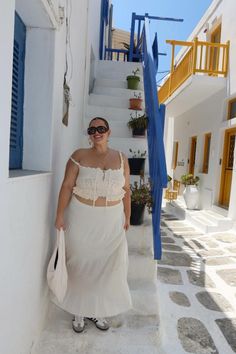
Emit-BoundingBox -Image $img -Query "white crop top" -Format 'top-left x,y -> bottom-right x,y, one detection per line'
70,152 -> 126,206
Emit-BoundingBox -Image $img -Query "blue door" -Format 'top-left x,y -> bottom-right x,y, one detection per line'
9,13 -> 26,169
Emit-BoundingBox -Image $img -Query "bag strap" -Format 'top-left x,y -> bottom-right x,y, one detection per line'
57,229 -> 65,250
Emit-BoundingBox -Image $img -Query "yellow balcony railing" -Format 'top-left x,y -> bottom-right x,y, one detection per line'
158,38 -> 230,104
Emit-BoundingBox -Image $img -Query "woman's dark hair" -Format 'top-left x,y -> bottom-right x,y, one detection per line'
89,117 -> 110,130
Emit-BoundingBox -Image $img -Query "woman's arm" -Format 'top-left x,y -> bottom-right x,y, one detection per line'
55,155 -> 79,230
122,154 -> 131,231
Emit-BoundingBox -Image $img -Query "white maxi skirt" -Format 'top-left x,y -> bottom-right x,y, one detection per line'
52,196 -> 132,317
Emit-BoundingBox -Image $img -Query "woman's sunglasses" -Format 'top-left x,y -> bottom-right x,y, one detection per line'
87,126 -> 109,135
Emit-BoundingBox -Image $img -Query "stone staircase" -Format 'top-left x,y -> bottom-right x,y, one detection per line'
32,60 -> 159,353
84,61 -> 147,152
86,59 -> 157,319
166,197 -> 233,233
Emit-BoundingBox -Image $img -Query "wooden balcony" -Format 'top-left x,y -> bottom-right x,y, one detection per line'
158,38 -> 230,104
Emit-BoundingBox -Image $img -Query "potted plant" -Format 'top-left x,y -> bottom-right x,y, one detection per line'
180,173 -> 200,210
127,111 -> 148,137
121,41 -> 141,62
126,68 -> 140,90
130,177 -> 152,225
129,92 -> 143,110
128,149 -> 147,175
167,174 -> 172,189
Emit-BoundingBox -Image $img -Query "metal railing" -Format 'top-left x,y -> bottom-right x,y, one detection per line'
102,11 -> 182,259
158,38 -> 230,104
104,48 -> 129,61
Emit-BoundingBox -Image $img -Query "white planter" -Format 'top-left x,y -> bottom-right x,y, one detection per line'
183,185 -> 199,210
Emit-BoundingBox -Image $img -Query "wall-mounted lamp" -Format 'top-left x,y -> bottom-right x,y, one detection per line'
203,23 -> 209,33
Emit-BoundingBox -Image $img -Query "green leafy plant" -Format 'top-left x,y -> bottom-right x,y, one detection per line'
121,40 -> 138,52
181,173 -> 200,186
131,67 -> 140,76
130,177 -> 152,213
121,42 -> 141,62
126,67 -> 140,79
133,91 -> 142,99
127,112 -> 148,130
129,148 -> 147,158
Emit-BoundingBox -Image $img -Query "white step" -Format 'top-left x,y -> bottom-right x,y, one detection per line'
94,78 -> 144,90
89,93 -> 145,110
211,204 -> 229,217
87,104 -> 145,122
127,222 -> 153,255
202,209 -> 233,228
93,86 -> 144,98
128,251 -> 156,282
33,302 -> 159,354
96,60 -> 143,80
165,197 -> 233,233
186,212 -> 233,233
129,280 -> 159,315
187,214 -> 217,233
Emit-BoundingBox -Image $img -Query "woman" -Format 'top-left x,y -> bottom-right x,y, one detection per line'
54,117 -> 132,333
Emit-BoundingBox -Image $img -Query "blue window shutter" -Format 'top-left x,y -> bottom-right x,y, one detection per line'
9,13 -> 26,169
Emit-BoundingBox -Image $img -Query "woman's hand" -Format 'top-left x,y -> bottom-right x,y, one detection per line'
55,214 -> 66,231
124,217 -> 130,231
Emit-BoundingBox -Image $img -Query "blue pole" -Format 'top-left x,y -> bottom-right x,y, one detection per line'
137,19 -> 141,54
129,13 -> 136,62
99,0 -> 105,60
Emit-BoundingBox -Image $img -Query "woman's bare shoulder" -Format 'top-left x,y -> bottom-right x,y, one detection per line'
71,148 -> 90,160
110,149 -> 127,158
119,150 -> 128,161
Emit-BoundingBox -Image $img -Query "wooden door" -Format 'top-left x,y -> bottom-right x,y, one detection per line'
189,136 -> 197,175
219,128 -> 236,208
209,24 -> 221,73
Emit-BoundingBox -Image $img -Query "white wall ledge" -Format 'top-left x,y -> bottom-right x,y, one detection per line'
8,170 -> 52,180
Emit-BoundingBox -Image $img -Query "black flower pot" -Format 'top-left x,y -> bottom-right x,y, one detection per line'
130,202 -> 145,225
128,158 -> 145,175
132,127 -> 146,137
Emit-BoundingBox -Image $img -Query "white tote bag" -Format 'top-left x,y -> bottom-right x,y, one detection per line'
47,229 -> 68,303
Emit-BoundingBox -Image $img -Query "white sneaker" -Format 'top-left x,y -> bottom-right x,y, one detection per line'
87,317 -> 109,330
72,316 -> 85,333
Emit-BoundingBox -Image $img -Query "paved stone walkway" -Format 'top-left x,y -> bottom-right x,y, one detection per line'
157,210 -> 236,354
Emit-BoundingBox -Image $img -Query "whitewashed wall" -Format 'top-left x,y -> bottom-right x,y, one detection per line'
0,0 -> 102,353
221,0 -> 236,97
165,0 -> 236,217
172,89 -> 226,208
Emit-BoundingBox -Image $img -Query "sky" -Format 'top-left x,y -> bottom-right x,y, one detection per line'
112,0 -> 213,83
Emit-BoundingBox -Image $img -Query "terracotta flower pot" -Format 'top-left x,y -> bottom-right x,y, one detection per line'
129,98 -> 143,110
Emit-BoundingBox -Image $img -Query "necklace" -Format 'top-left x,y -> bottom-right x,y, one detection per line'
93,148 -> 110,180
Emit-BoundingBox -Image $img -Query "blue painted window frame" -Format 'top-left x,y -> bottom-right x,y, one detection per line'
9,12 -> 26,169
